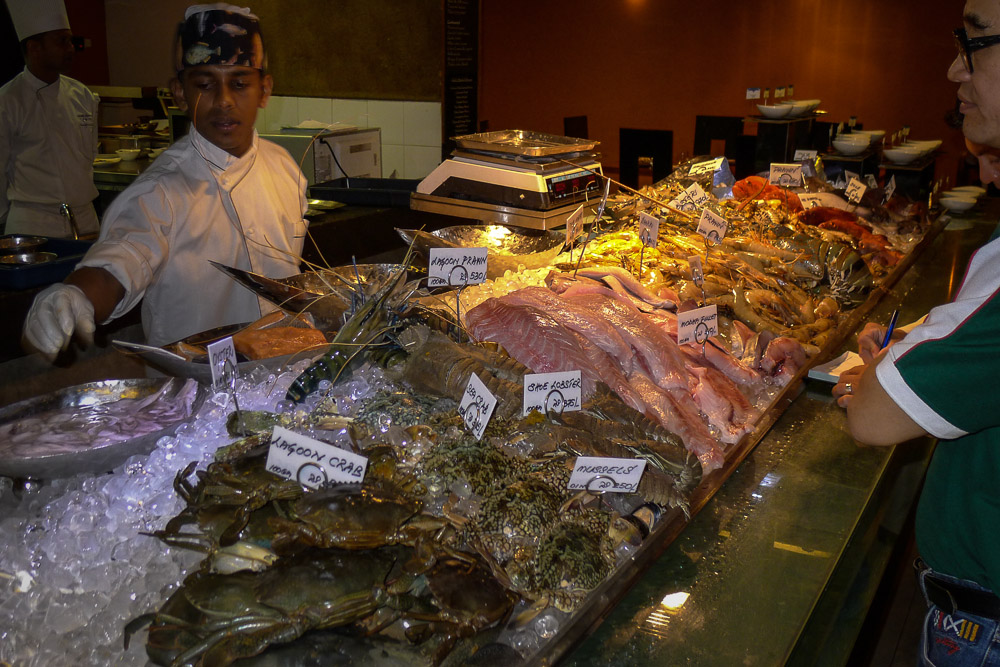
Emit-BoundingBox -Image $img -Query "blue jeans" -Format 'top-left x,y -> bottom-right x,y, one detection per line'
918,565 -> 1000,666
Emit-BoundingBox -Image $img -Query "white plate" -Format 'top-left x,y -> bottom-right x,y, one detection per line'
93,154 -> 122,166
939,198 -> 976,212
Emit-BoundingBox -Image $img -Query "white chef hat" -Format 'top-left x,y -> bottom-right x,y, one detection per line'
6,0 -> 71,41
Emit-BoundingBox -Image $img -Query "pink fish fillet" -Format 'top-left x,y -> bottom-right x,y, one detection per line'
629,371 -> 725,472
760,336 -> 808,385
564,291 -> 691,391
464,297 -> 597,392
500,287 -> 635,373
682,340 -> 763,387
575,266 -> 677,310
688,365 -> 759,445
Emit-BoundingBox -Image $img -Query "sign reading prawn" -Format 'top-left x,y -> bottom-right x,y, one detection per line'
695,208 -> 728,243
568,456 -> 647,493
265,426 -> 368,489
428,247 -> 488,287
768,163 -> 803,187
207,337 -> 238,392
459,372 -> 497,439
668,183 -> 712,214
523,370 -> 582,416
677,304 -> 719,346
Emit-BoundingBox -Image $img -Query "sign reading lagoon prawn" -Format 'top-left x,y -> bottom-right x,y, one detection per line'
428,247 -> 488,288
668,182 -> 712,214
695,208 -> 728,243
677,304 -> 719,346
568,456 -> 647,493
638,212 -> 660,248
459,372 -> 497,440
207,337 -> 238,393
768,163 -> 804,187
523,370 -> 582,417
265,426 -> 368,489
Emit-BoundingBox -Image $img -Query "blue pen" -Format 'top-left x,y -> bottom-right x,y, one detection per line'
881,309 -> 900,349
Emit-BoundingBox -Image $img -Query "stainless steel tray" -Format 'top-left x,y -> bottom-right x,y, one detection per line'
0,378 -> 206,479
453,130 -> 600,156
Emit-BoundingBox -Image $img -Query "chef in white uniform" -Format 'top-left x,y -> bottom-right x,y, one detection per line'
0,0 -> 100,237
22,3 -> 308,357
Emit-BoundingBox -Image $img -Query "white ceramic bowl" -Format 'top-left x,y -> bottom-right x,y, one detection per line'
757,104 -> 790,119
950,185 -> 987,196
116,148 -> 141,162
939,197 -> 977,212
833,138 -> 869,155
780,100 -> 812,117
147,147 -> 165,159
883,147 -> 921,164
851,130 -> 885,145
801,99 -> 822,111
904,139 -> 942,154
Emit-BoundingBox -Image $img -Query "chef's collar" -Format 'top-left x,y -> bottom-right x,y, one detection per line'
189,125 -> 258,173
22,66 -> 61,93
174,4 -> 266,73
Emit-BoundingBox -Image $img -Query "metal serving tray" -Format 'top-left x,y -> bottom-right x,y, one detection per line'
453,130 -> 600,157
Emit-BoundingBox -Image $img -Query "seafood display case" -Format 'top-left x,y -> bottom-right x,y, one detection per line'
0,153 -> 981,666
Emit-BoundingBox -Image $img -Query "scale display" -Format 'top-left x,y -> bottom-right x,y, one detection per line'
547,170 -> 600,202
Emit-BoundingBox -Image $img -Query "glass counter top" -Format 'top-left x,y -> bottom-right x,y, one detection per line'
562,205 -> 998,666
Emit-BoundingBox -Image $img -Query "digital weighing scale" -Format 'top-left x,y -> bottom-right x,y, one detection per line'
410,130 -> 603,230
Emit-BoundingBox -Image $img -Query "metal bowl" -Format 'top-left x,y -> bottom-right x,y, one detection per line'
0,235 -> 47,255
0,251 -> 57,266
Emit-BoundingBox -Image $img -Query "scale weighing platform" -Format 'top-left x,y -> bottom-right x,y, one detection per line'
410,130 -> 603,230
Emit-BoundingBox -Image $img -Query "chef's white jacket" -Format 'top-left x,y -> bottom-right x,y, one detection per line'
0,68 -> 100,236
78,127 -> 308,346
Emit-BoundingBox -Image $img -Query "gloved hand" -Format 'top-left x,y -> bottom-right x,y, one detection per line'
23,283 -> 95,359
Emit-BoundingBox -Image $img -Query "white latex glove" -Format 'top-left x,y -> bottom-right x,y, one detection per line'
23,284 -> 95,359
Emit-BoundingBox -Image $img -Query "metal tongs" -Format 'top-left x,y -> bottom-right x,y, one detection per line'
573,178 -> 612,276
59,204 -> 80,240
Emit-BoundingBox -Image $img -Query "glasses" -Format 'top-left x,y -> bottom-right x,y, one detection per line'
954,27 -> 1000,73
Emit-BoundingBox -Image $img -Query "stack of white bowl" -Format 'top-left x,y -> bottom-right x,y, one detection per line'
938,185 -> 986,212
757,104 -> 791,119
883,139 -> 942,165
780,99 -> 821,117
832,133 -> 872,156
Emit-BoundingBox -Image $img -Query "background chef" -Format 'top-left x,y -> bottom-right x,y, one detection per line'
0,0 -> 100,238
22,3 -> 308,359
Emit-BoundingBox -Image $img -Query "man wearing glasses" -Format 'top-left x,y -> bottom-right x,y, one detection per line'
832,2 -> 1000,663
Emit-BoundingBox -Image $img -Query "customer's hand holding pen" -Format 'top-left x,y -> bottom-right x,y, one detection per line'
857,310 -> 902,364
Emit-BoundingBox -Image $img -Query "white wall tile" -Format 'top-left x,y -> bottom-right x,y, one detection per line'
330,99 -> 369,128
367,100 -> 405,146
404,145 -> 443,180
254,105 -> 268,133
403,102 -> 442,147
297,97 -> 333,126
264,96 -> 299,132
382,145 -> 406,179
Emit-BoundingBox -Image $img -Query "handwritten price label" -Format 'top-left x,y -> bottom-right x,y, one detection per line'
885,175 -> 897,202
265,426 -> 367,489
459,373 -> 497,440
207,337 -> 238,392
567,456 -> 647,493
845,177 -> 867,204
669,183 -> 712,214
798,193 -> 824,210
565,204 -> 585,247
696,208 -> 728,243
689,157 -> 725,176
638,212 -> 660,248
677,304 -> 719,346
523,371 -> 582,416
768,163 -> 803,187
746,87 -> 761,100
428,247 -> 488,287
793,149 -> 818,161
